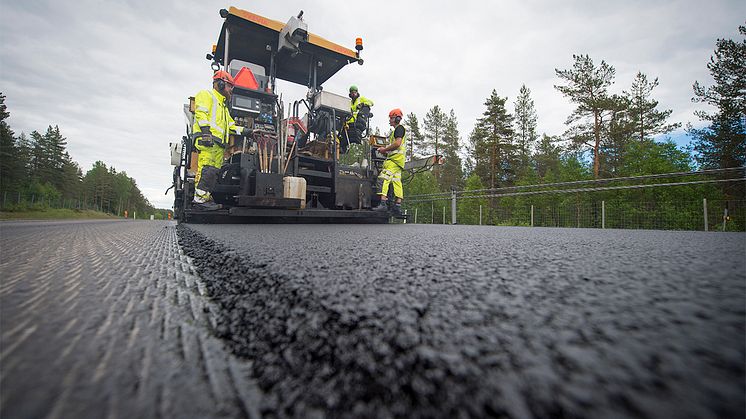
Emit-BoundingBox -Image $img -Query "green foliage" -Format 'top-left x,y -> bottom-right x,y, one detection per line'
439,109 -> 464,191
457,174 -> 488,225
626,72 -> 681,142
0,94 -> 161,217
689,24 -> 745,203
555,54 -> 616,178
404,170 -> 441,223
403,112 -> 424,160
470,90 -> 515,190
513,84 -> 538,177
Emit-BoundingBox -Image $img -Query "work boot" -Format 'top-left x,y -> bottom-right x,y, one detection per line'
373,201 -> 389,212
194,201 -> 222,211
392,203 -> 402,216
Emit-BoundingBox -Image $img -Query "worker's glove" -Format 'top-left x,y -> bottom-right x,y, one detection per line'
197,134 -> 214,147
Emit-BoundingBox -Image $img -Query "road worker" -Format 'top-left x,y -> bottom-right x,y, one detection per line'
341,85 -> 373,153
192,70 -> 249,210
374,108 -> 406,215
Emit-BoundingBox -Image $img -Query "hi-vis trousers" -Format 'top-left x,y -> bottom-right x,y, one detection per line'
378,159 -> 403,199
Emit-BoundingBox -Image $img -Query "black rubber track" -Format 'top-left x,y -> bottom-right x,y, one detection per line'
178,224 -> 746,419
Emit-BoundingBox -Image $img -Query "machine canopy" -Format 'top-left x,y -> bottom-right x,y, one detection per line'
214,7 -> 359,86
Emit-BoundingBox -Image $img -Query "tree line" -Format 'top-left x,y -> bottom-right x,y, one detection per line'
0,94 -> 163,217
397,24 -> 744,229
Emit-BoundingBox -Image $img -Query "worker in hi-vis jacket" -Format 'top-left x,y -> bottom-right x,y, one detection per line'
374,108 -> 407,216
191,70 -> 249,210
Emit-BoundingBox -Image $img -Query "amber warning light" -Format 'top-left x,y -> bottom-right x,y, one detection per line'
355,37 -> 363,51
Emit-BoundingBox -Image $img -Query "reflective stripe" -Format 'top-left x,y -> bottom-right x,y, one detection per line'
379,169 -> 394,180
196,106 -> 209,112
197,119 -> 209,125
208,91 -> 226,140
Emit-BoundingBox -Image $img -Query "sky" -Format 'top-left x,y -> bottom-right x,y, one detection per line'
1,0 -> 743,209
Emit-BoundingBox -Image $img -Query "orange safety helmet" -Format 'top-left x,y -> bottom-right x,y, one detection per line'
388,108 -> 403,119
212,70 -> 235,86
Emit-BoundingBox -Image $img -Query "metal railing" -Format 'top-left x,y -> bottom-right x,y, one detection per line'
404,167 -> 746,231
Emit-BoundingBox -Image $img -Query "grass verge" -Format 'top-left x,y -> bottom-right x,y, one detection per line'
0,208 -> 120,220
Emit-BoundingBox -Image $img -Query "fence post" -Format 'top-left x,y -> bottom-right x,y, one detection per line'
18,191 -> 21,204
703,198 -> 708,231
451,189 -> 457,225
403,209 -> 408,224
479,205 -> 482,226
431,202 -> 434,224
414,208 -> 418,224
531,205 -> 534,227
442,206 -> 445,224
602,200 -> 606,229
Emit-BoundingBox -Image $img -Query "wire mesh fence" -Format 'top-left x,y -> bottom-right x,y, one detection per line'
404,168 -> 746,232
405,197 -> 745,232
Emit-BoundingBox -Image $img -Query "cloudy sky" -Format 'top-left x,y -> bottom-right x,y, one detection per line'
1,0 -> 743,208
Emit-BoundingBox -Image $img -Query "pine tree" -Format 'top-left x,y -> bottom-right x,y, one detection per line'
0,92 -> 20,194
533,134 -> 561,181
513,84 -> 538,177
438,109 -> 464,191
423,106 -> 447,182
626,72 -> 681,142
555,54 -> 616,178
403,112 -> 424,160
689,24 -> 746,172
600,94 -> 635,177
470,90 -> 515,223
689,25 -> 746,204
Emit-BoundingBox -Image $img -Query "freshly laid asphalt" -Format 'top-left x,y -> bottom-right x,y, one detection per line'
179,224 -> 746,419
1,220 -> 743,418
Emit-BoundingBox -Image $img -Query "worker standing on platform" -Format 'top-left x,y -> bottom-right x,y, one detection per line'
342,85 -> 374,152
374,108 -> 406,215
192,70 -> 248,210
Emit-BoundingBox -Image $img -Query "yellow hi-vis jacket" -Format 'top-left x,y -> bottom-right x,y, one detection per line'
386,124 -> 407,166
347,95 -> 374,124
192,88 -> 244,146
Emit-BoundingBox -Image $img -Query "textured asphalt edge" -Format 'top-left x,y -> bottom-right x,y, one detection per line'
176,224 -> 503,418
170,225 -> 266,419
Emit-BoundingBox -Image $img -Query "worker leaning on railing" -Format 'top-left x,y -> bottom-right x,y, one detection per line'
191,70 -> 249,211
374,108 -> 407,216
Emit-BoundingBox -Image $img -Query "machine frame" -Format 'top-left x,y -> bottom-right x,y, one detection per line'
171,7 -> 392,224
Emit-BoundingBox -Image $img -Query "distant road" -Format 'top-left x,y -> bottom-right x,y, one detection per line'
181,224 -> 746,418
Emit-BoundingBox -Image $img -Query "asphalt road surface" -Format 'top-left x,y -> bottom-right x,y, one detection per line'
1,220 -> 744,418
0,220 -> 262,419
179,224 -> 746,419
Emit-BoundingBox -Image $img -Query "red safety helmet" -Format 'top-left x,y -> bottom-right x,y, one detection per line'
212,70 -> 235,86
388,108 -> 403,119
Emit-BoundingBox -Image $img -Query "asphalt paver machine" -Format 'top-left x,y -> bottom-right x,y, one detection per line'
170,7 -> 375,223
170,7 -> 441,223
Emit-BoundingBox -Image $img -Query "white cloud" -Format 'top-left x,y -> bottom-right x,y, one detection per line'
1,0 -> 743,208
